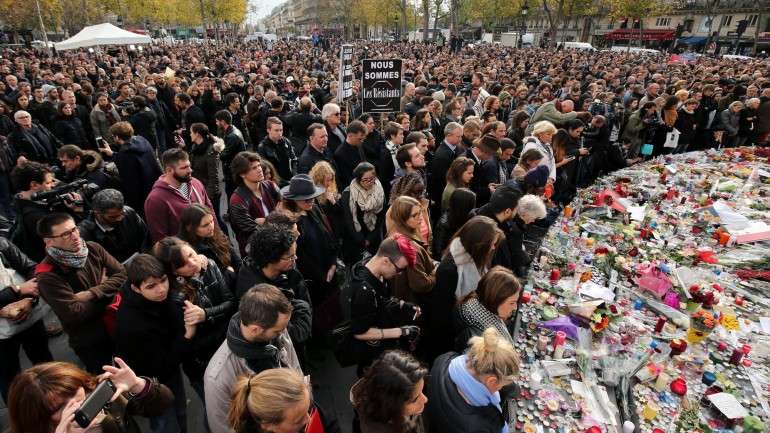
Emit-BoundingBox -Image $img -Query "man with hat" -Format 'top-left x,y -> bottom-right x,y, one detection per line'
281,174 -> 339,312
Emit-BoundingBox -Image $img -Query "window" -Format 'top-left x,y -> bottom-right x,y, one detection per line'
655,18 -> 671,27
721,15 -> 733,27
748,15 -> 758,26
683,19 -> 694,32
607,20 -> 614,30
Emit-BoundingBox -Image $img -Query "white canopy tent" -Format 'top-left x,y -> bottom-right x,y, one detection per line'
55,23 -> 151,51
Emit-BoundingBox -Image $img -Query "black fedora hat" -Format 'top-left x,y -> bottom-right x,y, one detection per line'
281,174 -> 325,201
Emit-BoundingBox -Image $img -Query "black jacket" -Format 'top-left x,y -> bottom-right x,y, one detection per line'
129,108 -> 159,149
0,237 -> 37,308
189,135 -> 223,200
295,206 -> 338,291
675,108 -> 697,146
181,259 -> 237,380
235,259 -> 312,345
11,196 -> 72,262
424,352 -> 507,433
429,141 -> 461,210
114,288 -> 189,382
61,150 -> 120,190
475,206 -> 515,271
220,126 -> 247,188
78,206 -> 151,263
7,123 -> 61,164
53,115 -> 90,149
325,121 -> 346,153
507,216 -> 531,278
284,110 -> 322,154
424,254 -> 459,362
334,141 -> 364,191
362,131 -> 384,165
114,136 -> 163,215
258,135 -> 297,183
297,144 -> 335,174
339,188 -> 385,265
465,149 -> 493,206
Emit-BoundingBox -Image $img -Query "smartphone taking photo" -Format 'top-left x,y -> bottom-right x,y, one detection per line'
74,380 -> 116,428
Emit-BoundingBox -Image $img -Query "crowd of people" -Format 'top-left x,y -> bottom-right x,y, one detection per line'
0,37 -> 769,433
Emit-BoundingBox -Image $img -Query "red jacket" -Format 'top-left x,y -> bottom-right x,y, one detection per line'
144,176 -> 213,242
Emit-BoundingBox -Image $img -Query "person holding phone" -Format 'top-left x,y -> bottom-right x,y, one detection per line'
7,357 -> 173,433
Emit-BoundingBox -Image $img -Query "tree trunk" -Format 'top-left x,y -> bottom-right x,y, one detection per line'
199,0 -> 208,40
422,0 -> 430,41
432,0 -> 441,40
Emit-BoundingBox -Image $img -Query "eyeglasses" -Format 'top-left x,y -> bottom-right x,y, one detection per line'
360,176 -> 376,184
387,257 -> 406,274
47,226 -> 79,239
332,112 -> 341,117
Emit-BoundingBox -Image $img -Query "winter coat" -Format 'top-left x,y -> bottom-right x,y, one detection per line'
53,114 -> 90,148
90,104 -> 122,146
235,260 -> 313,345
339,188 -> 385,265
36,242 -> 127,350
113,135 -> 163,214
61,150 -> 120,190
114,288 -> 188,382
0,237 -> 37,308
144,176 -> 214,242
189,135 -> 224,200
7,123 -> 61,164
228,183 -> 280,255
424,352 -> 507,433
129,108 -> 159,149
719,109 -> 740,136
78,206 -> 151,263
258,135 -> 298,182
526,100 -> 578,134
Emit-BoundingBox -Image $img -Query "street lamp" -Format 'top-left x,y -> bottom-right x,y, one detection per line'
520,0 -> 529,48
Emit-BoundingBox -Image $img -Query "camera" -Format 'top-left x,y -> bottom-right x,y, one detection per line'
30,178 -> 100,207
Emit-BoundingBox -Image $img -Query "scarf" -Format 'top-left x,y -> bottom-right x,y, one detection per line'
46,243 -> 89,269
447,355 -> 507,433
226,312 -> 282,373
349,178 -> 385,232
459,298 -> 513,343
449,237 -> 484,299
385,140 -> 399,169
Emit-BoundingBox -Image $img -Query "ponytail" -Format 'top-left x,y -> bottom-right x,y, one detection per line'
227,369 -> 308,433
228,375 -> 253,433
466,328 -> 520,380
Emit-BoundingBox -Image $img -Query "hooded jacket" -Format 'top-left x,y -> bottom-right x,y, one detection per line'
61,150 -> 119,189
114,288 -> 189,383
114,135 -> 162,214
144,175 -> 213,242
189,134 -> 224,200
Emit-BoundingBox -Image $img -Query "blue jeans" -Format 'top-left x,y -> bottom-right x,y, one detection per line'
150,368 -> 187,433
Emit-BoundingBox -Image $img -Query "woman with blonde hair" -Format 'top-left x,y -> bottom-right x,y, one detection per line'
309,160 -> 343,232
228,369 -> 314,433
425,328 -> 520,433
386,196 -> 437,304
521,120 -> 557,183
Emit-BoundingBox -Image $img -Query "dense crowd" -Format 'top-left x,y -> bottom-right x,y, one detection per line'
0,39 -> 769,433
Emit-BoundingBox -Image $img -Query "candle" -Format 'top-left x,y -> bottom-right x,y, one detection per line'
729,348 -> 745,365
521,291 -> 532,304
718,231 -> 730,246
742,344 -> 752,355
735,295 -> 744,306
702,371 -> 716,386
537,335 -> 550,351
717,341 -> 728,351
670,377 -> 687,396
669,339 -> 688,356
654,372 -> 670,391
655,316 -> 667,333
641,402 -> 659,420
549,268 -> 561,282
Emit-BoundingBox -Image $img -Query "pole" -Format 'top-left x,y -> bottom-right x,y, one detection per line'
753,13 -> 761,55
34,0 -> 50,56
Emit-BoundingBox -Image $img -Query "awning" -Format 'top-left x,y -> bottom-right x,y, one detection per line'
605,28 -> 676,41
678,36 -> 707,46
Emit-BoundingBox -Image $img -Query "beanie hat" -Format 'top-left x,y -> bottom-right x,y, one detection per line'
524,165 -> 549,188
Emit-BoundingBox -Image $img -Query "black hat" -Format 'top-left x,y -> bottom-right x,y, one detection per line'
280,174 -> 325,201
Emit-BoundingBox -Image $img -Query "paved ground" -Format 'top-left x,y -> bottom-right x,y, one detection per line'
0,329 -> 357,433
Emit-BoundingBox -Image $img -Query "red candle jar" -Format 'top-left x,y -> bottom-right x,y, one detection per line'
735,295 -> 744,306
670,339 -> 688,356
742,344 -> 752,355
743,359 -> 753,367
717,341 -> 728,351
549,268 -> 561,282
521,291 -> 532,304
729,348 -> 744,365
653,429 -> 665,433
670,377 -> 687,396
585,426 -> 602,433
655,316 -> 667,333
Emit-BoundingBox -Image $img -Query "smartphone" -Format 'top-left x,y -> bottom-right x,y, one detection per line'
96,137 -> 107,149
74,380 -> 116,428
